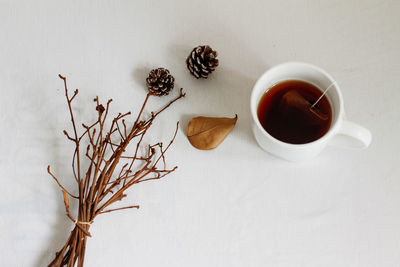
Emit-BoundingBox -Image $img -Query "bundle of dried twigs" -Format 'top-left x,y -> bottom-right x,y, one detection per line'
48,75 -> 185,266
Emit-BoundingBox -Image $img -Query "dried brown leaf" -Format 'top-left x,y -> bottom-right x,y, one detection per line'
62,189 -> 69,211
186,115 -> 238,150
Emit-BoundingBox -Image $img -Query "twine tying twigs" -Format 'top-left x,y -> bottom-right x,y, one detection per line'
75,220 -> 93,225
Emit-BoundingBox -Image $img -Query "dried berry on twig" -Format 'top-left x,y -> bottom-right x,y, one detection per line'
146,68 -> 175,96
186,45 -> 219,79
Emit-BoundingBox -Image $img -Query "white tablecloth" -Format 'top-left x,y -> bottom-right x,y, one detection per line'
1,1 -> 399,266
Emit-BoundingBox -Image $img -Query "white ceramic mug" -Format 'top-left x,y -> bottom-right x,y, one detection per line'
250,62 -> 372,161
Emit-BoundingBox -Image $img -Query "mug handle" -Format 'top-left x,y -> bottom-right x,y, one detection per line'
330,120 -> 372,148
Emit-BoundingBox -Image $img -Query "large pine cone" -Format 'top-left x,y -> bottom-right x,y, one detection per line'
186,45 -> 219,79
146,68 -> 175,96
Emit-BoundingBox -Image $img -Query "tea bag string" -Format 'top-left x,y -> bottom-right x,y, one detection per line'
310,81 -> 336,109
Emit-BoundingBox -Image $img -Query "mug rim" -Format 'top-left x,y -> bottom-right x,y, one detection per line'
250,61 -> 344,147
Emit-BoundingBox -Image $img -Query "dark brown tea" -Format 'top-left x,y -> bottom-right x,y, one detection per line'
257,80 -> 332,144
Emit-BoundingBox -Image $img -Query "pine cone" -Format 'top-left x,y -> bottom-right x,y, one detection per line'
146,68 -> 175,96
186,45 -> 219,79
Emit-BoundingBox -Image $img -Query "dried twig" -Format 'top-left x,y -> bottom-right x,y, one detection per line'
48,75 -> 185,267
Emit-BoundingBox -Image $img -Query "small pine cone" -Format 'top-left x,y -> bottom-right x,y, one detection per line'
146,68 -> 175,96
186,45 -> 219,79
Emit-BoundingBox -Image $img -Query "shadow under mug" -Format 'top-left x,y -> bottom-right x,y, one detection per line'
250,62 -> 372,161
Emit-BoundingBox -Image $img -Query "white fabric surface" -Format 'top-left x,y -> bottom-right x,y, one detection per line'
0,0 -> 399,266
